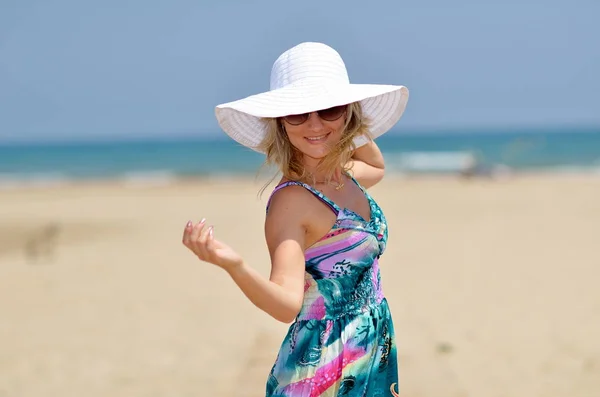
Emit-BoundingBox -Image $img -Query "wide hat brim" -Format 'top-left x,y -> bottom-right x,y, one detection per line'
215,82 -> 409,153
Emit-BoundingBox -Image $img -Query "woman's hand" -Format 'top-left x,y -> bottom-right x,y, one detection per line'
182,219 -> 243,272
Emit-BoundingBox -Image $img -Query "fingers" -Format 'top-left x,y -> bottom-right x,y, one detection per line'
196,223 -> 211,259
182,218 -> 215,263
205,225 -> 215,253
182,220 -> 193,245
182,218 -> 204,250
189,218 -> 206,242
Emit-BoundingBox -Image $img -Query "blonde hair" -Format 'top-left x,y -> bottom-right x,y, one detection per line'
256,102 -> 372,194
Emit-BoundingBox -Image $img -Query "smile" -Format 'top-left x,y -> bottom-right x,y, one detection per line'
304,133 -> 331,143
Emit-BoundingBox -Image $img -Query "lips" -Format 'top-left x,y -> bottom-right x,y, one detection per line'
304,132 -> 331,143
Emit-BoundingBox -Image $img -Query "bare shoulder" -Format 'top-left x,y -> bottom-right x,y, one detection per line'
266,182 -> 341,250
265,183 -> 314,228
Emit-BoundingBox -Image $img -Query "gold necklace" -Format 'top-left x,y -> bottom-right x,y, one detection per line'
315,179 -> 345,190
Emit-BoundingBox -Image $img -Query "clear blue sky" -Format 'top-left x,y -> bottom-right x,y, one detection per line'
1,0 -> 599,142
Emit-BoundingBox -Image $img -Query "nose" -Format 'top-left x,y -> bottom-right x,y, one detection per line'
305,112 -> 325,132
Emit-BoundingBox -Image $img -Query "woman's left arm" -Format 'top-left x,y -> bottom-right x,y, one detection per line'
347,140 -> 385,189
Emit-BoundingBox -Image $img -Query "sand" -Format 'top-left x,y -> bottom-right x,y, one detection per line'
1,173 -> 599,397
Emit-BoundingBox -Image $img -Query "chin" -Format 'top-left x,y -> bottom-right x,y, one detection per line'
300,146 -> 333,160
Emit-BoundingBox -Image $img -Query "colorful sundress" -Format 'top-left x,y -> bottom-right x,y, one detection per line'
264,176 -> 399,397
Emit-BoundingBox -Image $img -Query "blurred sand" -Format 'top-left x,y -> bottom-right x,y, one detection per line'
1,174 -> 599,397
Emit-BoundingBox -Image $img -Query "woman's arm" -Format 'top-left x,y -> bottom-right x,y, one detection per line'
183,187 -> 307,324
347,140 -> 385,188
228,189 -> 307,323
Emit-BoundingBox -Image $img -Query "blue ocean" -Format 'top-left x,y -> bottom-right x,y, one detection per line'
1,127 -> 599,187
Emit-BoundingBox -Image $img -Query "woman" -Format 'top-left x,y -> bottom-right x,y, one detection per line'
182,42 -> 409,396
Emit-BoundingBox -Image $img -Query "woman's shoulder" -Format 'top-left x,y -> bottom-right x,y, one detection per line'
266,179 -> 314,215
264,181 -> 318,238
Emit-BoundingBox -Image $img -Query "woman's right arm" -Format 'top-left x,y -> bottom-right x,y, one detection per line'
183,187 -> 307,323
224,188 -> 307,323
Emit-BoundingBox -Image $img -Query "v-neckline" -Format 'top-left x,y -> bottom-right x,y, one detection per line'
313,174 -> 373,224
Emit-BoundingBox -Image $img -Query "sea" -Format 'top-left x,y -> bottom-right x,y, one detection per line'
1,127 -> 599,188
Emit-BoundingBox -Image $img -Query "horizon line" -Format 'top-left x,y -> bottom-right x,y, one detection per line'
1,123 -> 599,147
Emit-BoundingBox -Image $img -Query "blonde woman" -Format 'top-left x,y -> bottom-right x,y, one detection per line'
182,42 -> 409,396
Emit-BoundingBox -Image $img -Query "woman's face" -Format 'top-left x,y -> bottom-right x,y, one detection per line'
281,105 -> 347,161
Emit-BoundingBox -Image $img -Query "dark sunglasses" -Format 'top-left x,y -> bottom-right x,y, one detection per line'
281,105 -> 347,126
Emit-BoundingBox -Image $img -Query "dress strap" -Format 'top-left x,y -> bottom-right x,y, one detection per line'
266,181 -> 340,215
343,171 -> 367,191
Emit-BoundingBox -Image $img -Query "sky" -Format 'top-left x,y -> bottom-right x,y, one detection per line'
0,0 -> 599,142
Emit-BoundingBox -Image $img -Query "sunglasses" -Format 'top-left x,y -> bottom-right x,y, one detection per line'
281,105 -> 347,126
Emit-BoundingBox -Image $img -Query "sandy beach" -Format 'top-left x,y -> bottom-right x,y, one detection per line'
1,173 -> 599,397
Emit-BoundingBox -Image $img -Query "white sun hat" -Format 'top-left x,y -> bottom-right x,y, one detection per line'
215,42 -> 409,153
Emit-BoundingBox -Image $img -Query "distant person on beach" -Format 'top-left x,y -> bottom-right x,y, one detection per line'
182,42 -> 409,396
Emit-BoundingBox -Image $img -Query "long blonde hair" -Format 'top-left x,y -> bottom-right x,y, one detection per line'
256,102 -> 372,193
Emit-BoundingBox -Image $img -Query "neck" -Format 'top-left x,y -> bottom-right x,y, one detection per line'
301,156 -> 343,184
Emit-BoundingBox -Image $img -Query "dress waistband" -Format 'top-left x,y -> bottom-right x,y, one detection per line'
296,287 -> 385,321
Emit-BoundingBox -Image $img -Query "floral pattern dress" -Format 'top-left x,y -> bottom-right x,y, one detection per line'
264,176 -> 399,396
